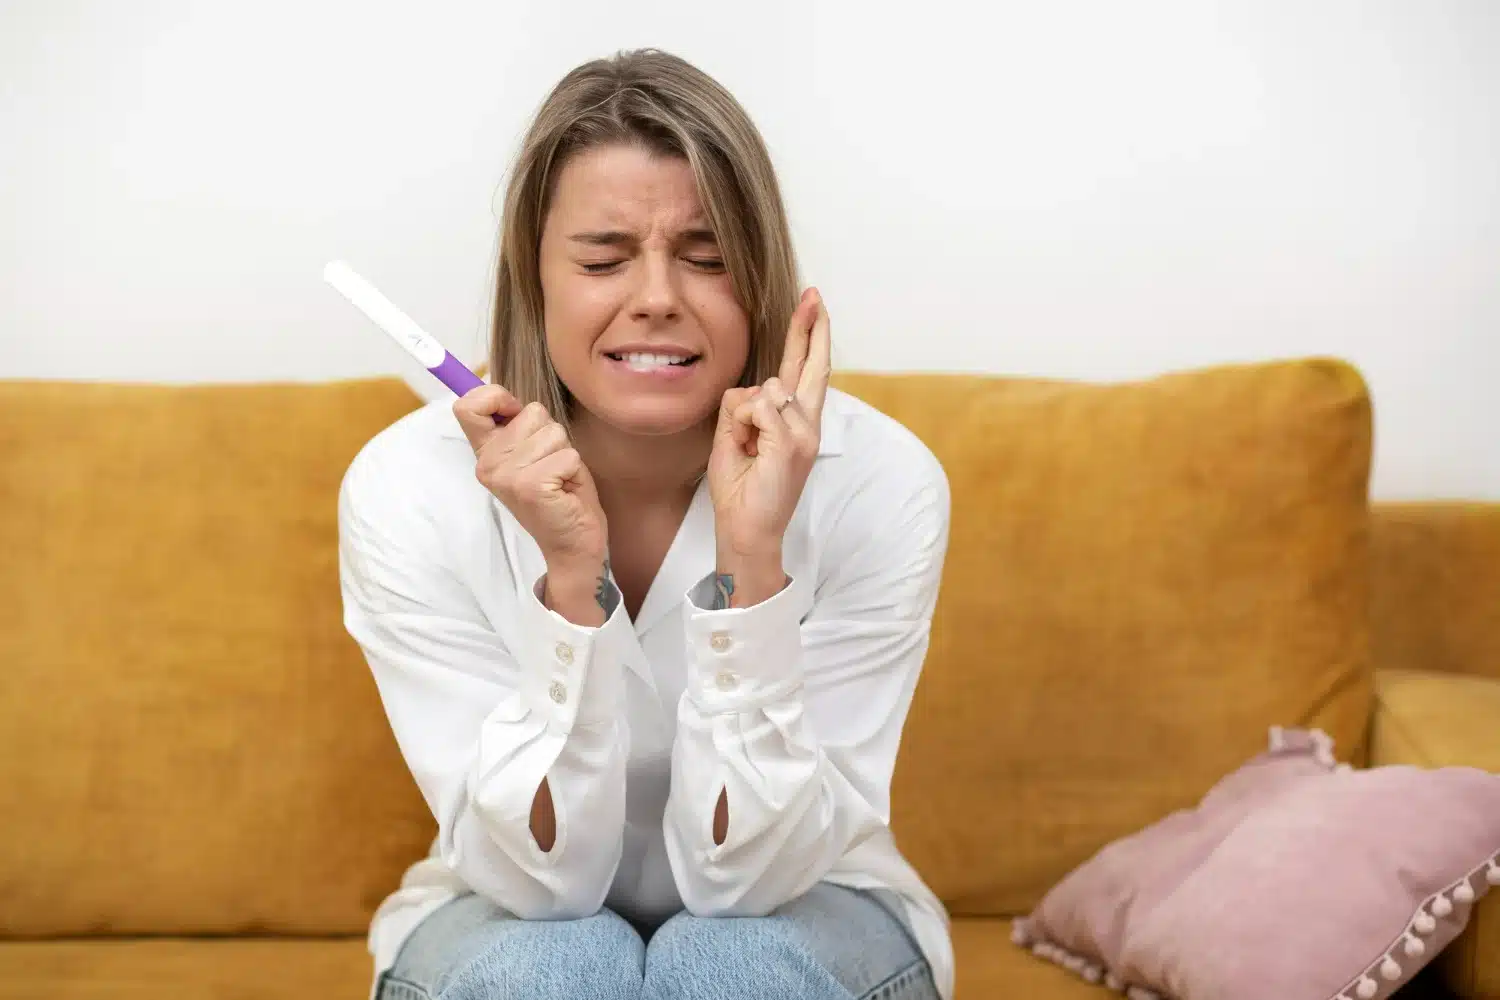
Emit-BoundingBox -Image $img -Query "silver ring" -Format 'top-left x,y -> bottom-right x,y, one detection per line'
775,394 -> 795,412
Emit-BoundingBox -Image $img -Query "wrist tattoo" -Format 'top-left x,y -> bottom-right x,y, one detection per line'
594,559 -> 618,615
711,572 -> 735,611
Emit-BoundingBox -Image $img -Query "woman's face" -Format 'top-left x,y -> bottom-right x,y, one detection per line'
538,143 -> 751,437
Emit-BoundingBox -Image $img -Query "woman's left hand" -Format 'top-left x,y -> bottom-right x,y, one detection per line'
707,287 -> 831,599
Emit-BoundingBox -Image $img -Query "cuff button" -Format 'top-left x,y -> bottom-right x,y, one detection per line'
709,630 -> 732,653
715,669 -> 738,691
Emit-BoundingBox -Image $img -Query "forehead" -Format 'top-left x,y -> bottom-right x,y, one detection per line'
547,143 -> 706,230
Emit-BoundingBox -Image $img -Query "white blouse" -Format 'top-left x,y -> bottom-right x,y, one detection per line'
338,386 -> 954,999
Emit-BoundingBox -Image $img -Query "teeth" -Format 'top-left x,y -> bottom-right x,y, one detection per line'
620,352 -> 693,369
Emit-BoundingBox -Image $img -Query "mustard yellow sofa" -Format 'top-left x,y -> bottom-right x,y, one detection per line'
1,360 -> 1495,999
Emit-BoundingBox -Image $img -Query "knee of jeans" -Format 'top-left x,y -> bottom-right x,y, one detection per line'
436,910 -> 644,1000
645,913 -> 836,999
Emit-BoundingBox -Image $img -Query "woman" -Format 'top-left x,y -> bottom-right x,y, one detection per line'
339,48 -> 953,1000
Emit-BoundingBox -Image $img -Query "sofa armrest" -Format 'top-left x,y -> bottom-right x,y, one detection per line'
1372,668 -> 1500,1000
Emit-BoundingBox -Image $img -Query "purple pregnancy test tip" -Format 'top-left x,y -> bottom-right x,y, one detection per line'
429,352 -> 506,424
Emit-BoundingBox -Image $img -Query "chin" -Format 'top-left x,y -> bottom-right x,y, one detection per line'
587,395 -> 718,437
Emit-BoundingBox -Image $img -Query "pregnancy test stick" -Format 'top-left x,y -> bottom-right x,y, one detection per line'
323,260 -> 503,423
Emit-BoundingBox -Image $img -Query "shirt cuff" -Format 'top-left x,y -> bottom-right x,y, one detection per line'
516,572 -> 628,733
682,571 -> 807,714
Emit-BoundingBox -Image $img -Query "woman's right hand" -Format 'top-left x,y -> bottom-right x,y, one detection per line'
453,387 -> 609,608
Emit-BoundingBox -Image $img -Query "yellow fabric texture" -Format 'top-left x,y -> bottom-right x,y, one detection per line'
0,379 -> 433,936
831,359 -> 1375,915
1371,668 -> 1500,1000
951,920 -> 1120,999
0,939 -> 370,1000
0,921 -> 1107,1000
1372,503 -> 1500,684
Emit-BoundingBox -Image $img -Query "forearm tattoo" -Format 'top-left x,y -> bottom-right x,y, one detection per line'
711,572 -> 735,611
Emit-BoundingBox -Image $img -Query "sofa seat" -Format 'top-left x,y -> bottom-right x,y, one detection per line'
1,919 -> 1460,999
0,921 -> 1138,1000
952,919 -> 1117,998
0,938 -> 371,1000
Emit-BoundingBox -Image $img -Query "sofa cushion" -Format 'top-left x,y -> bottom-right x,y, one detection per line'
831,359 -> 1374,916
1012,726 -> 1500,1000
0,379 -> 432,936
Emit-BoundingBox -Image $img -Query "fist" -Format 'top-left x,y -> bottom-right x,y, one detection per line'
453,386 -> 607,570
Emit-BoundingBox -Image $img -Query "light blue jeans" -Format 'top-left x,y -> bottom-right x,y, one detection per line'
376,883 -> 938,1000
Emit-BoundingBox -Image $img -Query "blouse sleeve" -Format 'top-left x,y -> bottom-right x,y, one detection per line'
338,450 -> 632,919
662,446 -> 950,915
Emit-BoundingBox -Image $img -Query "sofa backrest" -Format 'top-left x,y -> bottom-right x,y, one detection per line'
1370,502 -> 1500,684
0,361 -> 1417,933
831,360 -> 1374,915
0,378 -> 431,937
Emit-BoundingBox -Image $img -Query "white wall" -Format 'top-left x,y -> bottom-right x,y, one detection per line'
2,1 -> 1496,498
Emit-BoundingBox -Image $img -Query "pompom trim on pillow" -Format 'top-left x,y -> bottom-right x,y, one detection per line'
1010,727 -> 1500,1000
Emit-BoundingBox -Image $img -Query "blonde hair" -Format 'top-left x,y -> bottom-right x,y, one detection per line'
488,49 -> 800,426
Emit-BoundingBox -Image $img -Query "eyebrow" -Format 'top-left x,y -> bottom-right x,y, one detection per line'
567,228 -> 719,247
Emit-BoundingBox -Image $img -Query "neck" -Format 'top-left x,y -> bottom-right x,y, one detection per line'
570,411 -> 713,509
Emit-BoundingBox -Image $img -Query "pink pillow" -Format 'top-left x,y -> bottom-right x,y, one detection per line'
1013,728 -> 1500,1000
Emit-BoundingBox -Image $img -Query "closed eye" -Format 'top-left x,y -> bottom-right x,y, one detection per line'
581,258 -> 723,274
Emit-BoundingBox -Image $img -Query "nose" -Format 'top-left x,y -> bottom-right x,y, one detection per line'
628,248 -> 682,323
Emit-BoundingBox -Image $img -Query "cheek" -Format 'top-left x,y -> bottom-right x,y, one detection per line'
542,274 -> 613,359
696,284 -> 752,361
